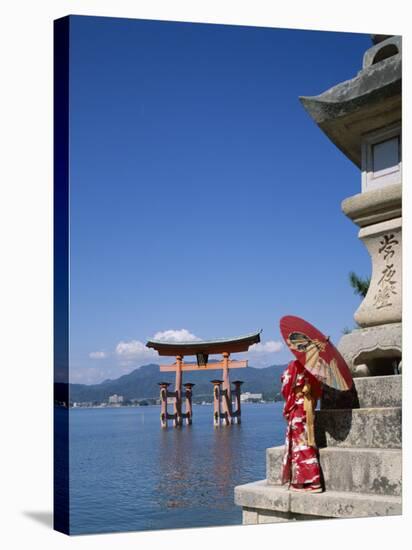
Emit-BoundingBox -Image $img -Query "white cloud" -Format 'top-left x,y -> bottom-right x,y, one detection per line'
152,329 -> 201,342
115,340 -> 157,360
249,340 -> 283,353
113,329 -> 200,367
89,351 -> 107,359
78,331 -> 201,384
246,340 -> 284,367
113,329 -> 199,366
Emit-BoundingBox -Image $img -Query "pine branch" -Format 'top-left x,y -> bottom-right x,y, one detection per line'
349,271 -> 370,298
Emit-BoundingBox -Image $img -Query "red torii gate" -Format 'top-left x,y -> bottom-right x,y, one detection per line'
146,331 -> 261,428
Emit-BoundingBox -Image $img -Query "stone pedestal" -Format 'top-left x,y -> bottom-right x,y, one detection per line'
234,375 -> 402,524
355,219 -> 401,326
338,323 -> 401,377
339,182 -> 402,376
342,184 -> 402,329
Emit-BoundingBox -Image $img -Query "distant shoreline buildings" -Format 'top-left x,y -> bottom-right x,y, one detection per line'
240,392 -> 264,403
108,394 -> 124,406
67,395 -> 270,408
57,388 -> 281,409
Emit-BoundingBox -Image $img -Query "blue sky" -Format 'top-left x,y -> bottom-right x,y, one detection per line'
67,15 -> 372,383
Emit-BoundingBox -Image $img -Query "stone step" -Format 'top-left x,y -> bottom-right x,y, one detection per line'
234,480 -> 402,522
315,406 -> 401,449
353,374 -> 401,408
321,375 -> 402,410
266,446 -> 401,496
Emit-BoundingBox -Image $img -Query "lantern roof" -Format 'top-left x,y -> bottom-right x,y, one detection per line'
300,35 -> 401,167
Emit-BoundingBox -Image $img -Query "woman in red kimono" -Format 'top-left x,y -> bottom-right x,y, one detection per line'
280,359 -> 323,492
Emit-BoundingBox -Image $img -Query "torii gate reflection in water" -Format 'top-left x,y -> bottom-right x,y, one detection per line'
146,331 -> 261,428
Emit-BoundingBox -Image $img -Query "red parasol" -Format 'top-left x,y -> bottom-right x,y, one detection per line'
280,315 -> 353,391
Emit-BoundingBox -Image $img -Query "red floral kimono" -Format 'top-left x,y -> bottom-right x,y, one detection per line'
281,359 -> 322,489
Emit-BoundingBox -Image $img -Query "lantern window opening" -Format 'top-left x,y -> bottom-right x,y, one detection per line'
361,123 -> 402,192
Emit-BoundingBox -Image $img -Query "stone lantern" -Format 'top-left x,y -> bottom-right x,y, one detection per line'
300,35 -> 402,377
234,36 -> 402,523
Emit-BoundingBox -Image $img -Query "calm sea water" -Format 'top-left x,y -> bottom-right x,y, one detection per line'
69,403 -> 285,535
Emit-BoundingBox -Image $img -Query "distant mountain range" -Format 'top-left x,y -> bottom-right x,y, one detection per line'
56,363 -> 287,404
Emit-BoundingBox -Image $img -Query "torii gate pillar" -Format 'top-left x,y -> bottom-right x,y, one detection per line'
221,352 -> 233,425
173,355 -> 183,427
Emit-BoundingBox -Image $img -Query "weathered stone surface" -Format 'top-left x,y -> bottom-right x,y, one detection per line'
242,507 -> 330,524
355,219 -> 402,327
353,374 -> 401,408
363,36 -> 402,69
236,481 -> 401,520
242,507 -> 258,525
315,407 -> 401,449
255,511 -> 289,523
242,507 -> 323,525
321,374 -> 401,409
341,183 -> 401,228
234,480 -> 290,512
341,183 -> 402,227
299,54 -> 401,167
266,446 -> 284,485
255,511 -> 290,524
289,488 -> 401,518
320,383 -> 360,409
267,446 -> 401,496
338,325 -> 401,376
